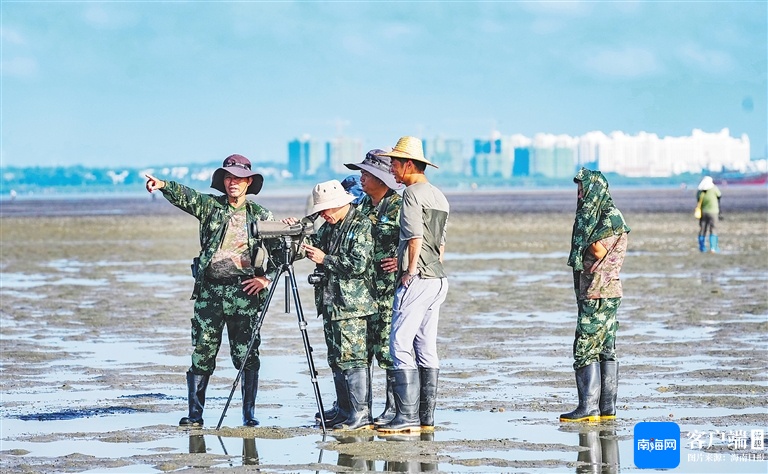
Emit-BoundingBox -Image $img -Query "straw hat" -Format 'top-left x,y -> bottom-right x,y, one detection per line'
376,136 -> 437,168
308,179 -> 355,214
344,149 -> 404,190
210,154 -> 264,195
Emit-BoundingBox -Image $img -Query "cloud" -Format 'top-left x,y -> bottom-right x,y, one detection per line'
82,4 -> 137,29
1,28 -> 26,45
581,46 -> 661,79
1,57 -> 38,77
676,42 -> 734,74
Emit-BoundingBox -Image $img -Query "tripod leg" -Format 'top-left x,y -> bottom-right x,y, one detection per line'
216,271 -> 284,430
286,263 -> 327,432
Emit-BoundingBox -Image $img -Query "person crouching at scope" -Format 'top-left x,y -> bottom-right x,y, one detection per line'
283,180 -> 376,430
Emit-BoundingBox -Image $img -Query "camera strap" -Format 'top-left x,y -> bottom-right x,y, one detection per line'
325,207 -> 356,258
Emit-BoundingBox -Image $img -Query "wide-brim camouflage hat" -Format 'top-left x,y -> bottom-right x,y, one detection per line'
376,136 -> 437,168
210,154 -> 264,195
344,149 -> 404,190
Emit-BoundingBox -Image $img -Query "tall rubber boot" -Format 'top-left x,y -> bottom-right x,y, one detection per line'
316,368 -> 343,424
709,235 -> 719,253
698,236 -> 706,252
333,367 -> 372,430
377,369 -> 421,434
373,370 -> 396,427
241,369 -> 259,426
419,368 -> 439,431
326,368 -> 351,427
559,362 -> 600,422
180,371 -> 209,427
599,361 -> 618,420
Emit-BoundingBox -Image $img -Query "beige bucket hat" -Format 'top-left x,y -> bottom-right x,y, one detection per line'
376,136 -> 437,168
344,149 -> 404,190
308,179 -> 355,214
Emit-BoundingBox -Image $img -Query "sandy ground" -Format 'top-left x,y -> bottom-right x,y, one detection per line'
1,186 -> 767,473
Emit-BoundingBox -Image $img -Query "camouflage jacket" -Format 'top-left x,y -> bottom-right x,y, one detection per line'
357,191 -> 402,305
309,206 -> 375,320
160,181 -> 277,300
578,232 -> 628,300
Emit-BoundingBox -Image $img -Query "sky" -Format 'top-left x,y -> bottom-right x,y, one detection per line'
2,1 -> 766,168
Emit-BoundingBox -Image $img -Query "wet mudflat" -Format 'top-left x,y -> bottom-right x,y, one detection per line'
1,187 -> 767,473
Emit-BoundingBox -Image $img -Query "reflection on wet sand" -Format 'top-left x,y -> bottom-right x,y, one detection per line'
188,434 -> 259,466
575,428 -> 619,474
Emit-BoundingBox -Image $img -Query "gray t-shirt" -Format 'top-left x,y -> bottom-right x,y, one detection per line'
398,181 -> 449,279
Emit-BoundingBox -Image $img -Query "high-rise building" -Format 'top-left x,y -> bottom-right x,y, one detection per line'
530,134 -> 577,178
425,137 -> 464,174
471,132 -> 515,178
287,135 -> 326,178
328,137 -> 363,175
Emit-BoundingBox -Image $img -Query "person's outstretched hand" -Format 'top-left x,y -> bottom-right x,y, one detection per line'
145,174 -> 165,193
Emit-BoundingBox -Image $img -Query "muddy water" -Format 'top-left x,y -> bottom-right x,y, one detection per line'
1,188 -> 767,473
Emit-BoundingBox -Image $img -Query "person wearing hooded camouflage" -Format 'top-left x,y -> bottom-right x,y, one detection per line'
145,154 -> 277,428
562,168 -> 630,423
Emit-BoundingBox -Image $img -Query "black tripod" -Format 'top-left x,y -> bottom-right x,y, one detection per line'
216,234 -> 326,432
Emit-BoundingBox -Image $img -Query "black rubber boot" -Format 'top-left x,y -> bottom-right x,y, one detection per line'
326,368 -> 351,427
241,369 -> 259,427
333,367 -> 373,430
377,369 -> 421,434
373,370 -> 396,427
179,371 -> 209,427
418,368 -> 439,431
559,362 -> 601,422
599,361 -> 619,420
316,369 -> 343,423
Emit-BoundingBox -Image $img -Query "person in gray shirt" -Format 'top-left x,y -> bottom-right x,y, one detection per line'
375,136 -> 449,434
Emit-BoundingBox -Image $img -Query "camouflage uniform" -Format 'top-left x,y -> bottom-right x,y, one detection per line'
309,206 -> 375,371
573,233 -> 628,369
160,181 -> 277,374
357,191 -> 402,370
567,169 -> 630,370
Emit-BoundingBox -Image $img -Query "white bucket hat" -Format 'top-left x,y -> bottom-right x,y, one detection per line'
698,176 -> 715,191
344,149 -> 404,190
308,179 -> 355,214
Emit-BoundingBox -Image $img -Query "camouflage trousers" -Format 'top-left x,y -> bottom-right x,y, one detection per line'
321,306 -> 370,371
572,297 -> 620,370
367,301 -> 394,370
190,280 -> 264,375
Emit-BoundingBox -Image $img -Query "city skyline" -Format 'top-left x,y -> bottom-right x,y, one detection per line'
3,2 -> 766,168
